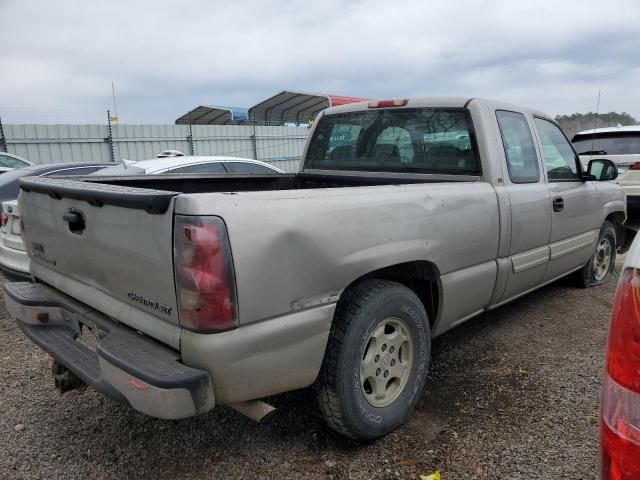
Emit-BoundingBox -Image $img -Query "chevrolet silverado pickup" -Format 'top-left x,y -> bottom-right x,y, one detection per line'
3,97 -> 626,440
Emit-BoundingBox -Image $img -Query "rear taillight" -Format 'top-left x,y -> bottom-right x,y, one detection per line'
1,212 -> 8,227
174,215 -> 237,332
607,269 -> 640,394
601,268 -> 640,478
629,163 -> 640,170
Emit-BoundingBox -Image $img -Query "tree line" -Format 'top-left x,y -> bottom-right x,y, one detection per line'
555,112 -> 638,139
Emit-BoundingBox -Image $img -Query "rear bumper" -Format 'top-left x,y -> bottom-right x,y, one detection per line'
3,282 -> 215,419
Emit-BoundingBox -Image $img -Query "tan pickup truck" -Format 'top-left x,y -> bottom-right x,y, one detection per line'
4,97 -> 625,440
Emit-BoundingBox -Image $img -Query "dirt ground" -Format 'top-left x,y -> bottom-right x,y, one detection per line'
0,262 -> 618,479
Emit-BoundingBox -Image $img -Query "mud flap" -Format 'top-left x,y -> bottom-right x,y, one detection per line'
619,227 -> 637,255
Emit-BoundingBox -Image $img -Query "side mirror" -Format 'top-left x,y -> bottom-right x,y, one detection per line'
587,159 -> 618,181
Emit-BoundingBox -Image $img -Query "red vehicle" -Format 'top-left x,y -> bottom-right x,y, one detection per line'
601,249 -> 640,478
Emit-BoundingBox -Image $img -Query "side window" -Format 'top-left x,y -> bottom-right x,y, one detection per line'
0,154 -> 29,169
43,166 -> 103,176
496,111 -> 540,183
225,162 -> 276,174
168,162 -> 226,174
68,167 -> 102,175
533,117 -> 581,181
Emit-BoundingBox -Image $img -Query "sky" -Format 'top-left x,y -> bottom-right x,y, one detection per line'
1,0 -> 639,124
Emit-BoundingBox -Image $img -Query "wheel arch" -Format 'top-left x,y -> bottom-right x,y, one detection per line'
605,210 -> 626,248
336,260 -> 441,330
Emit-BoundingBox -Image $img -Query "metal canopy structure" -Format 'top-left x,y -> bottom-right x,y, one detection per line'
175,106 -> 249,125
248,91 -> 368,125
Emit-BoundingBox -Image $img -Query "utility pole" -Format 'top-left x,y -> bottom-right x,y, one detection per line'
106,110 -> 115,162
590,90 -> 601,154
187,112 -> 195,155
111,82 -> 119,122
250,114 -> 258,160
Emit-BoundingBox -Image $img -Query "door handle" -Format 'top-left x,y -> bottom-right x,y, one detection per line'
552,197 -> 564,212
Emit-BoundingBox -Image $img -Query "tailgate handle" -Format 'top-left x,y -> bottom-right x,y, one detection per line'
63,211 -> 85,233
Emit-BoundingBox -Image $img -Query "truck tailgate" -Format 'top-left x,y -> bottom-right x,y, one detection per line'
18,177 -> 182,347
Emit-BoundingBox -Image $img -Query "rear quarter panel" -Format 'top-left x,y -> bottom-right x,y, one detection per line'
175,182 -> 501,331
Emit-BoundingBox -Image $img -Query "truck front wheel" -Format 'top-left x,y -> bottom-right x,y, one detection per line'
315,279 -> 431,441
579,220 -> 616,288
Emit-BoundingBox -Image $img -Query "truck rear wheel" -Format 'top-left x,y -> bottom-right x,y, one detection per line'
579,220 -> 616,288
315,279 -> 430,441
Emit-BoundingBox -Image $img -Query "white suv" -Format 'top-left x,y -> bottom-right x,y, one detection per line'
573,126 -> 640,209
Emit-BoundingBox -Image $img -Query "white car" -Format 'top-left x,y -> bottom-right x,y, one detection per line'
0,199 -> 25,279
93,156 -> 284,176
573,126 -> 640,209
0,152 -> 33,173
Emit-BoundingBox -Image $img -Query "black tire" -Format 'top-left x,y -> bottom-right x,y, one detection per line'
315,279 -> 431,441
578,221 -> 616,288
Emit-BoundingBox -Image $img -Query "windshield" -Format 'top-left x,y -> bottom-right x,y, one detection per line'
91,165 -> 146,176
572,133 -> 640,155
305,108 -> 480,175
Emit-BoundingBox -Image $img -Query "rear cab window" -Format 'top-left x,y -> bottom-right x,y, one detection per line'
305,108 -> 480,175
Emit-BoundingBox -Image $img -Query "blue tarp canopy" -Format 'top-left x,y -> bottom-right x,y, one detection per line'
175,106 -> 249,125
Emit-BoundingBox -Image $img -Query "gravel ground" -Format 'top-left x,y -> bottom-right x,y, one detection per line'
0,263 -> 619,479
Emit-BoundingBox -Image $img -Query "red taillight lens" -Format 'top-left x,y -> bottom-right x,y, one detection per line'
601,376 -> 640,479
368,99 -> 409,108
0,212 -> 8,227
607,269 -> 640,393
601,268 -> 640,478
174,216 -> 237,332
629,162 -> 640,170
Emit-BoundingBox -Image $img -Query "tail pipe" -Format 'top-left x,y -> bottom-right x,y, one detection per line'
228,400 -> 276,423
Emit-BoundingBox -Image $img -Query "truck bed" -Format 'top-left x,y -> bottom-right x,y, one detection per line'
20,172 -> 481,214
77,171 -> 481,193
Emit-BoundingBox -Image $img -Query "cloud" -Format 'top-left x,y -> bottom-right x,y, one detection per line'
0,0 -> 639,123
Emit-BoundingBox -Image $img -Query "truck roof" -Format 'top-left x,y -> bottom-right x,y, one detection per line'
321,97 -> 552,120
